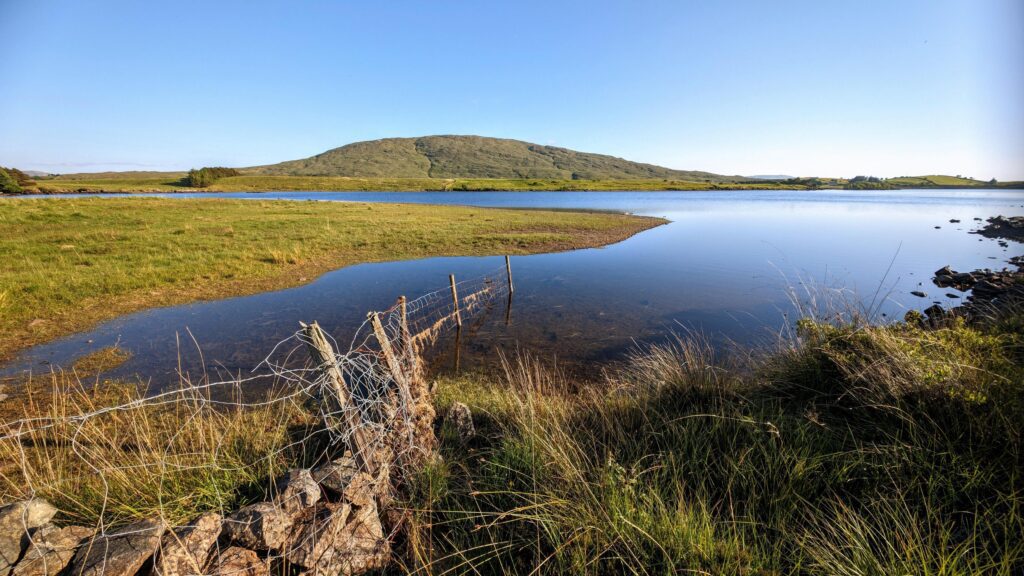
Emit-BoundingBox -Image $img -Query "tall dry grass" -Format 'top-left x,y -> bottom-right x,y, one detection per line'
0,372 -> 317,528
412,309 -> 1024,574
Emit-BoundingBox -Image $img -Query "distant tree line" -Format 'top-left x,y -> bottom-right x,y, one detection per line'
0,167 -> 37,194
187,167 -> 240,188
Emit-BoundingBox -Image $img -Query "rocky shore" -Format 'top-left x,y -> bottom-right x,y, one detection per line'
915,257 -> 1024,323
972,215 -> 1024,243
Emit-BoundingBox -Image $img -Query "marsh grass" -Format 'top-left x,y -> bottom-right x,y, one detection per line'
412,308 -> 1024,574
0,197 -> 661,361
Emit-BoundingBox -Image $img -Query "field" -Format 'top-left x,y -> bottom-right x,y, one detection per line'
0,197 -> 662,361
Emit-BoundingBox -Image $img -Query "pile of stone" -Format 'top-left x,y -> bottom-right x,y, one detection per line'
0,456 -> 388,576
923,262 -> 1024,322
971,215 -> 1024,243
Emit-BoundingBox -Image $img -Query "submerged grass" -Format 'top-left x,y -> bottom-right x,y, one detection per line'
0,197 -> 661,361
413,310 -> 1024,574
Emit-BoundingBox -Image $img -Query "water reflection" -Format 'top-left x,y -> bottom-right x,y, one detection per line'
3,190 -> 1022,384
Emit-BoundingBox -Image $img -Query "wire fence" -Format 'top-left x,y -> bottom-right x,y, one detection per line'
0,261 -> 515,572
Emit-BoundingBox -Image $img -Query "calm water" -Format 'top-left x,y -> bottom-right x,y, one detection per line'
3,189 -> 1023,384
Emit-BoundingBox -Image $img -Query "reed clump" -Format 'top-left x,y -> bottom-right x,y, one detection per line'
412,306 -> 1024,575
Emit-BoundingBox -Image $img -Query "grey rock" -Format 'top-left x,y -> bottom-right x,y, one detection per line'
910,291 -> 927,298
12,525 -> 93,576
274,469 -> 321,515
153,512 -> 221,576
447,402 -> 475,442
206,546 -> 267,576
68,518 -> 164,576
312,456 -> 358,495
222,502 -> 292,551
0,499 -> 58,576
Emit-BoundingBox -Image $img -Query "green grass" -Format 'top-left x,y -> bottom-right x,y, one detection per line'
887,175 -> 990,187
36,174 -> 816,193
415,311 -> 1024,574
0,197 -> 661,360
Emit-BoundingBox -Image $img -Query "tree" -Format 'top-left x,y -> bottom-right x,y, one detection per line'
0,168 -> 24,194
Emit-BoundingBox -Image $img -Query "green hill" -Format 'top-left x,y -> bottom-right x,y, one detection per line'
252,135 -> 746,182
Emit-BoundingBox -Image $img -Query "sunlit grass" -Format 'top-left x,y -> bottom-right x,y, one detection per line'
0,197 -> 661,360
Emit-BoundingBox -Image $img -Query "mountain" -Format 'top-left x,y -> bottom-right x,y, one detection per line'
252,135 -> 744,182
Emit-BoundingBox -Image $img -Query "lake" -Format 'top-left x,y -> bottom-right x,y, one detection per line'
3,189 -> 1022,384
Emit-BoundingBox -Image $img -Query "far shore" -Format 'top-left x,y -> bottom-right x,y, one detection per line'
8,174 -> 1024,195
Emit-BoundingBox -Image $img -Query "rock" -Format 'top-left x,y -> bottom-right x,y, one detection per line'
952,272 -> 976,284
12,525 -> 93,576
274,469 -> 321,515
68,518 -> 164,576
286,501 -> 389,576
342,473 -> 379,508
950,219 -> 960,223
924,304 -> 945,319
946,293 -> 961,299
312,456 -> 358,495
153,512 -> 221,576
0,499 -> 58,575
933,274 -> 953,287
223,502 -> 293,551
447,402 -> 475,442
934,226 -> 941,229
910,291 -> 927,298
207,546 -> 268,576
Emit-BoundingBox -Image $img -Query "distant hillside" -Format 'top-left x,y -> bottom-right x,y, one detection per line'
252,135 -> 746,182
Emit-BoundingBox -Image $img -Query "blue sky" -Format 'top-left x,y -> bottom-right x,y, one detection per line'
1,0 -> 1022,179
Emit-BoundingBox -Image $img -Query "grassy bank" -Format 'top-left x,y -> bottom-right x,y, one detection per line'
0,197 -> 661,361
2,303 -> 1020,574
35,174 -> 805,193
417,309 -> 1024,574
27,173 -> 1024,193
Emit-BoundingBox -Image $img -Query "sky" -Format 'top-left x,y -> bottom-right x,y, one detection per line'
1,0 -> 1022,179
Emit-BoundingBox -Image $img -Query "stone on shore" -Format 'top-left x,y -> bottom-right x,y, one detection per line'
286,501 -> 389,576
207,546 -> 268,576
312,456 -> 358,496
11,525 -> 93,576
223,502 -> 293,551
0,500 -> 58,576
274,469 -> 322,515
68,518 -> 164,576
447,402 -> 475,442
153,512 -> 221,576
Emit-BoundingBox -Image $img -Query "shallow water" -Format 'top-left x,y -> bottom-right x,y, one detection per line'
3,189 -> 1022,384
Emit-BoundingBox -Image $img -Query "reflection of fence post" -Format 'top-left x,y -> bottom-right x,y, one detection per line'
301,321 -> 378,475
505,255 -> 514,295
449,274 -> 462,327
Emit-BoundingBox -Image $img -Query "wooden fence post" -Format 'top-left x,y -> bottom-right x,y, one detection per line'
300,321 -> 378,475
505,255 -> 514,295
369,312 -> 414,415
449,274 -> 462,327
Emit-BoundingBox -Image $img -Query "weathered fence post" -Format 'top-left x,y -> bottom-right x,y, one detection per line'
369,311 -> 414,417
300,321 -> 379,475
505,255 -> 514,295
449,274 -> 462,327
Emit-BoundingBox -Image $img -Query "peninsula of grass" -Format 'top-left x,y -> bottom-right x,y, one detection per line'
0,197 -> 663,361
